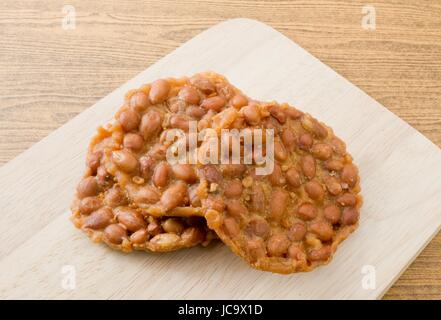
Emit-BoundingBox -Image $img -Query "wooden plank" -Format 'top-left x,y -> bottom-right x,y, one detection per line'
0,18 -> 440,299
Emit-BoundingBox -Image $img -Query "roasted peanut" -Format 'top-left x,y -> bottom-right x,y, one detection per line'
188,185 -> 201,207
274,140 -> 288,161
324,204 -> 341,224
223,179 -> 243,198
285,167 -> 301,188
324,176 -> 342,195
330,137 -> 346,155
167,97 -> 186,113
162,218 -> 185,234
325,159 -> 344,171
83,207 -> 114,229
96,166 -> 109,186
112,149 -> 138,173
139,156 -> 155,179
160,181 -> 188,211
79,197 -> 102,215
247,239 -> 266,261
118,109 -> 140,132
310,221 -> 333,241
130,228 -> 148,244
189,75 -> 215,93
301,114 -> 327,139
153,162 -> 170,188
288,223 -> 307,241
147,219 -> 162,236
268,105 -> 287,124
150,233 -> 180,246
287,244 -> 306,261
87,151 -> 102,172
284,107 -> 302,119
311,143 -> 333,160
269,163 -> 285,186
178,86 -> 200,104
104,224 -> 127,244
341,207 -> 359,225
247,219 -> 270,238
204,194 -> 225,212
186,105 -> 206,119
170,115 -> 190,131
201,96 -> 226,111
139,110 -> 162,140
201,165 -> 222,183
226,200 -> 248,217
269,189 -> 289,220
123,133 -> 144,151
105,186 -> 127,207
181,227 -> 205,244
116,207 -> 147,232
231,94 -> 248,109
298,133 -> 313,150
130,91 -> 149,112
301,155 -> 316,179
308,246 -> 332,261
149,79 -> 170,104
304,180 -> 324,201
297,203 -> 317,220
281,128 -> 296,151
341,164 -> 358,187
223,217 -> 240,237
336,193 -> 357,207
221,164 -> 247,177
242,104 -> 261,125
267,234 -> 290,257
172,164 -> 197,183
251,183 -> 265,212
77,176 -> 100,199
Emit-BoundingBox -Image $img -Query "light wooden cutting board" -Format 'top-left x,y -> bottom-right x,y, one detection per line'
0,18 -> 440,300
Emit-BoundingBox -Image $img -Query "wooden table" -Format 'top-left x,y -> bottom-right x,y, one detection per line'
0,0 -> 440,299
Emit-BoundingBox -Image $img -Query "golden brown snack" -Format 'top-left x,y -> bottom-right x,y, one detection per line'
71,72 -> 247,252
70,71 -> 362,273
198,101 -> 362,273
71,123 -> 215,253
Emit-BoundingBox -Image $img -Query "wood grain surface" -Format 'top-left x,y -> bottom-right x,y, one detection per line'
0,0 -> 440,299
